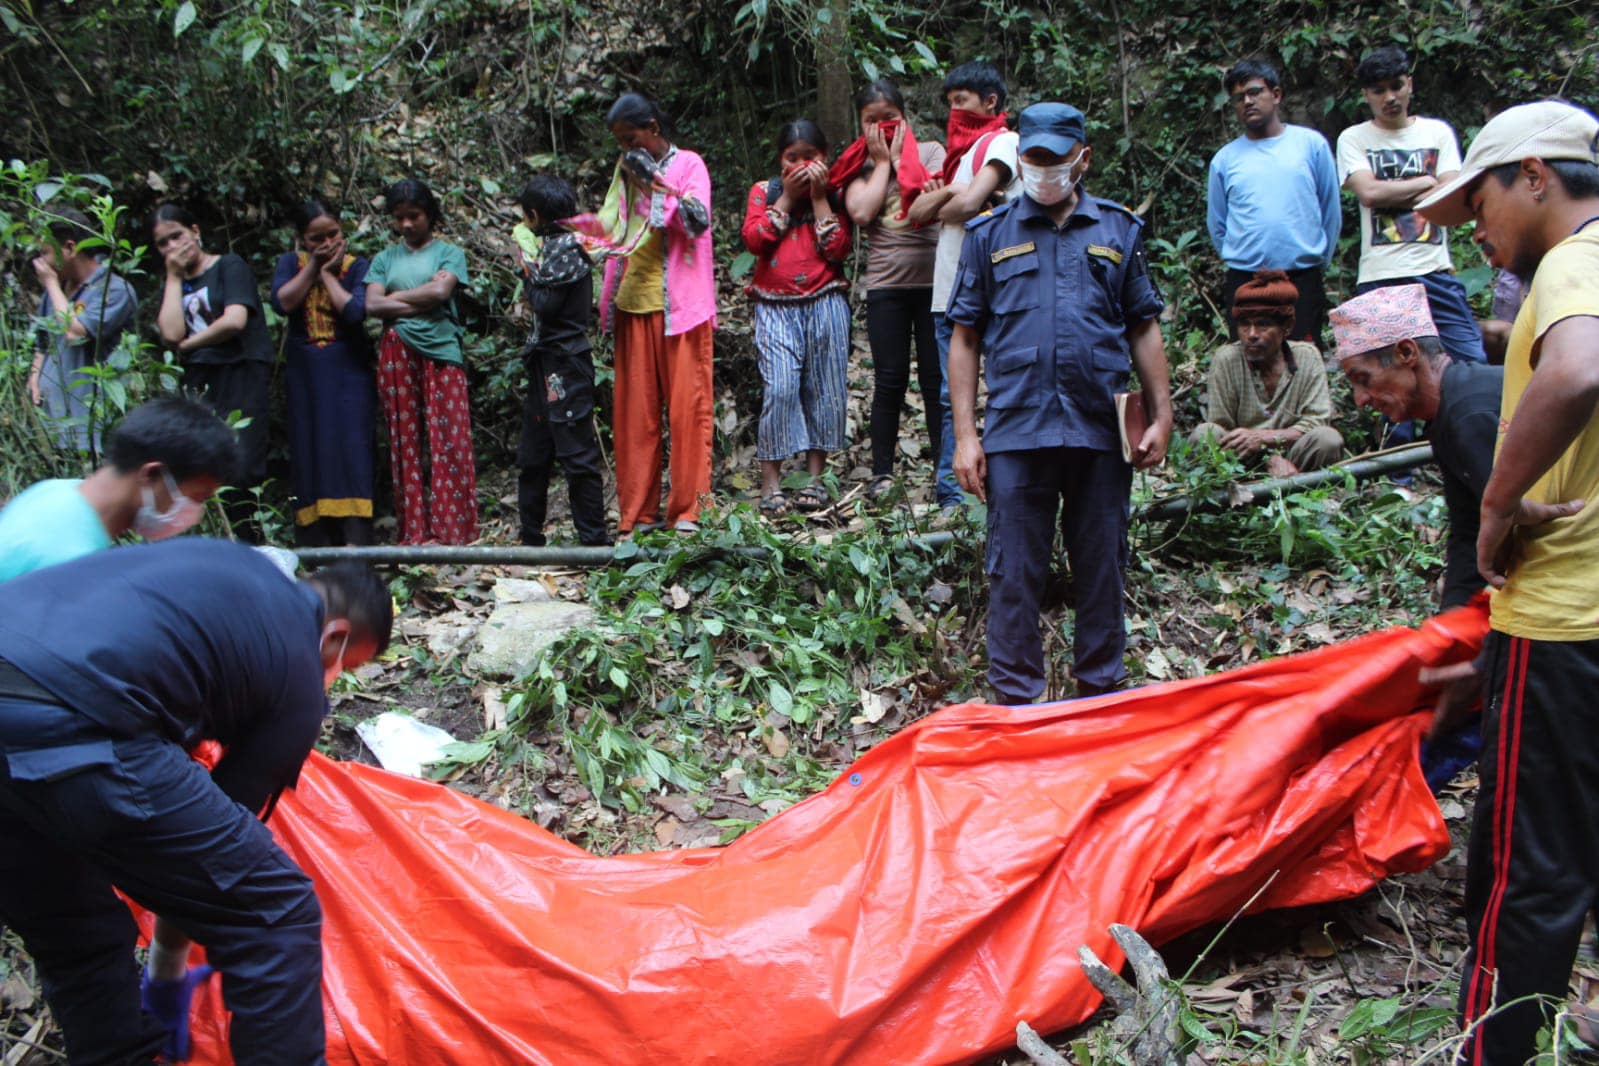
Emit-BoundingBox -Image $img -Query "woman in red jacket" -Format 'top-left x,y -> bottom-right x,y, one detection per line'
741,120 -> 853,515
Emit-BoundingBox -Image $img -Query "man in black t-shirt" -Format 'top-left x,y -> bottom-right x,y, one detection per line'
1331,284 -> 1502,788
0,540 -> 391,1065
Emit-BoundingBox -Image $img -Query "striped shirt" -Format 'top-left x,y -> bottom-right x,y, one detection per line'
1203,340 -> 1333,432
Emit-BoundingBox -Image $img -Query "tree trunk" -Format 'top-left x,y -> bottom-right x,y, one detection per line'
814,0 -> 854,151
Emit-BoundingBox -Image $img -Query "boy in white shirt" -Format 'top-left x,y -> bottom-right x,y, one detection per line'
909,61 -> 1022,509
1336,45 -> 1486,365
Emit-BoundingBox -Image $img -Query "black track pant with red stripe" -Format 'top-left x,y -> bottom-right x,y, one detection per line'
1459,630 -> 1599,1065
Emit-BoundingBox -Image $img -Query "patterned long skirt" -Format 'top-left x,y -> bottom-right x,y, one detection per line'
377,329 -> 478,545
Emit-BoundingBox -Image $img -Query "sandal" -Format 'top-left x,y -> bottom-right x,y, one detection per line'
759,492 -> 792,518
866,475 -> 896,502
794,484 -> 830,512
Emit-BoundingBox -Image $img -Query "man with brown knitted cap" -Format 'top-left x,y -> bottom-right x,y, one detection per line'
1191,269 -> 1344,476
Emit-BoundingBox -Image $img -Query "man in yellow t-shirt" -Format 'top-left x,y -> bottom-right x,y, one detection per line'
1417,99 -> 1599,1066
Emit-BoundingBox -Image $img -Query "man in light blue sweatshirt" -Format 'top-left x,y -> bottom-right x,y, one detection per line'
1207,57 -> 1341,346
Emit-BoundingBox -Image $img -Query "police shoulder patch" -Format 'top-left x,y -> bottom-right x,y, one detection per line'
1096,196 -> 1140,221
1086,244 -> 1123,264
964,202 -> 1010,230
991,241 -> 1036,264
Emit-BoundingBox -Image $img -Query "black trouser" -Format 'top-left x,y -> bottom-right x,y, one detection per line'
0,699 -> 326,1066
184,360 -> 272,543
1459,631 -> 1599,1065
865,287 -> 940,478
1222,266 -> 1328,346
984,447 -> 1132,702
517,348 -> 609,546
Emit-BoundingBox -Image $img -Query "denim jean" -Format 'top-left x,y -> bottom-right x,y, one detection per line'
931,313 -> 962,507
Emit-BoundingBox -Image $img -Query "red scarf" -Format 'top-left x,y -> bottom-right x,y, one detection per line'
827,120 -> 929,219
942,110 -> 1009,183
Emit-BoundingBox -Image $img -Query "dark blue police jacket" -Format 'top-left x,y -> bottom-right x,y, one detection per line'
0,538 -> 328,813
945,190 -> 1164,455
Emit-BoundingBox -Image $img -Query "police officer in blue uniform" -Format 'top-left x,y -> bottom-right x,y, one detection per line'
0,540 -> 392,1065
947,102 -> 1173,703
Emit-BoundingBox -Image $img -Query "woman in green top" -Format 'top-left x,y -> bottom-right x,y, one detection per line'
364,178 -> 478,545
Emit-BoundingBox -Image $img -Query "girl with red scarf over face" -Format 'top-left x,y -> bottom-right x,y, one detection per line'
743,120 -> 853,516
907,60 -> 1018,510
832,80 -> 946,502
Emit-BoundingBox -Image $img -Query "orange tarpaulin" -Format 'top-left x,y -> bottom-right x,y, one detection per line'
180,604 -> 1486,1065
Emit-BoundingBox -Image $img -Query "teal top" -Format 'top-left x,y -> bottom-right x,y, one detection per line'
0,479 -> 113,583
367,240 -> 471,365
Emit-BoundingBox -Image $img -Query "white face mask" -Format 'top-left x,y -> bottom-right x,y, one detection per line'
133,469 -> 204,541
322,631 -> 351,691
1019,149 -> 1086,206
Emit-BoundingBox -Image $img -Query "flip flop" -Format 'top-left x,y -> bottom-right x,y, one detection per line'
794,484 -> 830,512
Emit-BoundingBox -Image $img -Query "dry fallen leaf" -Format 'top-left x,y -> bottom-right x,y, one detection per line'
654,817 -> 680,847
1302,622 -> 1336,644
763,729 -> 790,758
1,972 -> 35,1012
1233,987 -> 1255,1026
651,793 -> 697,820
1298,924 -> 1339,958
889,596 -> 926,634
856,688 -> 891,725
666,584 -> 692,611
1145,647 -> 1171,680
478,685 -> 508,730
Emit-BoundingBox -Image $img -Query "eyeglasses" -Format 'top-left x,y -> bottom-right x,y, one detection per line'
1229,85 -> 1270,105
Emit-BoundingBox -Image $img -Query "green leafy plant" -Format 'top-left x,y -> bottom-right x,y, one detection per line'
505,504 -> 985,815
0,164 -> 182,492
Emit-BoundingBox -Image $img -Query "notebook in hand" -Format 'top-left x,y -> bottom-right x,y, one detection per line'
1116,391 -> 1147,464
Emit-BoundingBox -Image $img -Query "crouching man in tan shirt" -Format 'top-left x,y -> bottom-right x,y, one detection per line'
1192,269 -> 1344,477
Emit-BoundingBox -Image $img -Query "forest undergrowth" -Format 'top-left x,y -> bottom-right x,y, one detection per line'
4,0 -> 1598,1054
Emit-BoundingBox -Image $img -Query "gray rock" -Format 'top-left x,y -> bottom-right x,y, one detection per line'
491,577 -> 554,604
466,600 -> 597,680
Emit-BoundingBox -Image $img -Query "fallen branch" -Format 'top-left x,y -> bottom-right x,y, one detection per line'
1014,924 -> 1182,1065
1136,442 -> 1435,523
1078,923 -> 1183,1066
3,1015 -> 59,1065
1015,1020 -> 1071,1066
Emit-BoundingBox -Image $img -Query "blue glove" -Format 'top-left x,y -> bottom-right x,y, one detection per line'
140,964 -> 214,1062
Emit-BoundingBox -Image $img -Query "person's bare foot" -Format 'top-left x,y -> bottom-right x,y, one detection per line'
1265,454 -> 1299,479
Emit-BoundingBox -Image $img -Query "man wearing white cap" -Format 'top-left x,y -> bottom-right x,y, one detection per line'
1329,283 -> 1503,790
1414,99 -> 1599,1065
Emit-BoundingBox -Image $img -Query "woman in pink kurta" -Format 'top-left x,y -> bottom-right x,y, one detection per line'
600,92 -> 717,536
